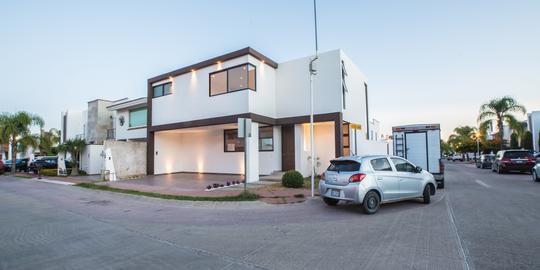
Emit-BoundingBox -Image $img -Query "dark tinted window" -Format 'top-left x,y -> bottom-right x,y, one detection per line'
327,160 -> 360,172
370,158 -> 393,171
391,158 -> 416,172
503,151 -> 531,159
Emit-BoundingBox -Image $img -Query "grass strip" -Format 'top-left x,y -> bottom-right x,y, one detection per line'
75,183 -> 259,202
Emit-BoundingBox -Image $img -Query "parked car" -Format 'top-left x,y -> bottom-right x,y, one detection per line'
476,154 -> 495,169
451,154 -> 463,162
319,155 -> 437,214
532,162 -> 540,182
3,158 -> 30,172
0,160 -> 5,175
492,150 -> 536,174
28,156 -> 59,174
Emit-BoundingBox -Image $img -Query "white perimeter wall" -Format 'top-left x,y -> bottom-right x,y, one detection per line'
80,144 -> 103,175
154,124 -> 281,176
529,111 -> 540,152
295,122 -> 336,176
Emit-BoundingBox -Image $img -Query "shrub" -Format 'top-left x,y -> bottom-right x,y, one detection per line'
78,170 -> 88,176
282,170 -> 304,188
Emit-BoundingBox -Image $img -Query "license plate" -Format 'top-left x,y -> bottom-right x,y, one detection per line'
515,160 -> 524,164
331,189 -> 340,197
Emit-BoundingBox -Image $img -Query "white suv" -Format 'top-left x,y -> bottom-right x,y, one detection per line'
319,155 -> 437,214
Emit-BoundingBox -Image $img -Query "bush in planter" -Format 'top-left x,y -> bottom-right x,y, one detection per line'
282,170 -> 304,188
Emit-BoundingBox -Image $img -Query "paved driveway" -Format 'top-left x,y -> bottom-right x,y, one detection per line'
1,162 -> 540,269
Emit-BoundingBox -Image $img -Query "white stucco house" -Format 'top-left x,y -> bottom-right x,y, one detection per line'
146,47 -> 387,182
528,111 -> 540,152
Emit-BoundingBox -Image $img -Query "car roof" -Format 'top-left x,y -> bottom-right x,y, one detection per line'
332,155 -> 401,162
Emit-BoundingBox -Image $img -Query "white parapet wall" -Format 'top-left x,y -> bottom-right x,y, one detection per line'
80,144 -> 104,175
104,140 -> 146,179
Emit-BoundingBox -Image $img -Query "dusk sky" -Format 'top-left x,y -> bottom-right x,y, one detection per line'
1,0 -> 539,139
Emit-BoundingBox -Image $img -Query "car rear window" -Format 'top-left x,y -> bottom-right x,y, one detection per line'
327,160 -> 360,172
503,151 -> 531,159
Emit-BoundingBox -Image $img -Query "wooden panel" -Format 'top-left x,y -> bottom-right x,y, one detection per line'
281,125 -> 295,171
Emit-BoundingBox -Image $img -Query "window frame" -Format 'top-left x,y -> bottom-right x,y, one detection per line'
209,63 -> 256,97
370,158 -> 394,172
223,129 -> 245,153
390,157 -> 416,173
258,126 -> 274,152
152,82 -> 173,98
128,107 -> 148,128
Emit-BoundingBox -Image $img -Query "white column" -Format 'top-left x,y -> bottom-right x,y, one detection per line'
245,122 -> 259,183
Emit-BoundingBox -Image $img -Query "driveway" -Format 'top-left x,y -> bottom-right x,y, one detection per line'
1,162 -> 540,269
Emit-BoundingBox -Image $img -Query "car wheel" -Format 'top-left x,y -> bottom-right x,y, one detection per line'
423,185 -> 431,204
362,191 -> 380,215
323,197 -> 339,206
533,170 -> 539,182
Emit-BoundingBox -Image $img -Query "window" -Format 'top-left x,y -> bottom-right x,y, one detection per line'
391,158 -> 416,172
259,126 -> 274,151
210,63 -> 256,96
129,108 -> 147,127
342,122 -> 350,156
370,158 -> 393,171
341,60 -> 348,109
153,82 -> 172,98
327,160 -> 360,172
224,129 -> 245,152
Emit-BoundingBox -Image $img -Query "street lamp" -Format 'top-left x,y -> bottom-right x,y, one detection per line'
475,131 -> 481,162
309,0 -> 319,198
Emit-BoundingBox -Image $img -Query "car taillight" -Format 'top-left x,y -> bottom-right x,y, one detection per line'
501,158 -> 511,163
349,173 -> 366,183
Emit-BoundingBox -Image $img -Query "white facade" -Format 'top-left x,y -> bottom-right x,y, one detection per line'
107,97 -> 147,141
61,110 -> 87,143
149,47 -> 385,180
528,111 -> 540,152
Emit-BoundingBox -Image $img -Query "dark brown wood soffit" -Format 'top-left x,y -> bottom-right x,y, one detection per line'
148,112 -> 342,132
147,47 -> 278,84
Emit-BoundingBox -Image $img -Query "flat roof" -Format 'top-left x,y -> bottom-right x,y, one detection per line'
107,97 -> 147,111
147,47 -> 278,84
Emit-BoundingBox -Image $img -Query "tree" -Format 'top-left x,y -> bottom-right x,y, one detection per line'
522,131 -> 533,151
59,138 -> 86,176
477,96 -> 526,150
448,126 -> 477,160
0,112 -> 44,173
39,128 -> 60,155
510,133 -> 519,149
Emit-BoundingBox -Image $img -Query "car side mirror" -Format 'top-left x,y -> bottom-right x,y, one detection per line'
415,166 -> 423,173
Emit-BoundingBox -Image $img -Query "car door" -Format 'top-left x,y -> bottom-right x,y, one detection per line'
370,158 -> 400,201
390,157 -> 423,198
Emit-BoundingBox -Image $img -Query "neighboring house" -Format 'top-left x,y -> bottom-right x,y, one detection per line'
528,111 -> 540,152
146,47 -> 387,182
60,110 -> 87,143
107,97 -> 147,141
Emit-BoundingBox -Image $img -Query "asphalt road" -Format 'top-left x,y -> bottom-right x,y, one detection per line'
0,162 -> 539,270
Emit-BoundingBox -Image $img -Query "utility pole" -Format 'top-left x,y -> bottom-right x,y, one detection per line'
309,0 -> 319,198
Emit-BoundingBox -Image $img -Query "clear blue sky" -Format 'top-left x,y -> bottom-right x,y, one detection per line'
1,0 -> 539,139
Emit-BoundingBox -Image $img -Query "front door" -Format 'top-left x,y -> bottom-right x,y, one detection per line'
370,157 -> 400,200
281,125 -> 295,171
391,157 -> 423,198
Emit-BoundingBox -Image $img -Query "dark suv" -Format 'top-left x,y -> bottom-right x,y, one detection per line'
29,157 -> 59,174
3,158 -> 30,172
492,150 -> 535,174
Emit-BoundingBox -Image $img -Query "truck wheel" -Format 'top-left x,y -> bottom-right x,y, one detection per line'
362,191 -> 380,214
438,180 -> 445,189
323,197 -> 339,206
423,185 -> 431,204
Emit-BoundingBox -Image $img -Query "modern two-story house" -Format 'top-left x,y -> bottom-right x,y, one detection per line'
147,47 -> 387,182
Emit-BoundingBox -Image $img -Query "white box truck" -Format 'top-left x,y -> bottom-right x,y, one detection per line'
392,124 -> 445,188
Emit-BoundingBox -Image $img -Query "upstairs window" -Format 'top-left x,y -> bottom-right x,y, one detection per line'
341,60 -> 348,109
129,108 -> 147,128
153,82 -> 172,98
210,63 -> 256,96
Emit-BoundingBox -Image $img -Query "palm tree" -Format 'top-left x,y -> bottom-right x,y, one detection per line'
478,96 -> 526,150
448,126 -> 477,160
39,128 -> 61,155
60,138 -> 86,176
0,112 -> 44,173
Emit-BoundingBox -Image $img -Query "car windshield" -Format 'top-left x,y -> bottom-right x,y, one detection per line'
503,151 -> 531,159
327,160 -> 361,172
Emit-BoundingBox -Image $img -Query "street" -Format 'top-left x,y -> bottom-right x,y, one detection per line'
1,162 -> 539,270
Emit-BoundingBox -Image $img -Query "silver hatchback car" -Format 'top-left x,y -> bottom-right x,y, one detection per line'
319,155 -> 437,214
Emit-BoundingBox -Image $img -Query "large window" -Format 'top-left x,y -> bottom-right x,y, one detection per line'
341,60 -> 348,109
153,82 -> 172,98
224,126 -> 274,152
210,63 -> 256,96
259,126 -> 274,151
129,108 -> 147,128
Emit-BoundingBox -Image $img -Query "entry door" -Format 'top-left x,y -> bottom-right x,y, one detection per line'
405,132 -> 428,170
281,125 -> 295,171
